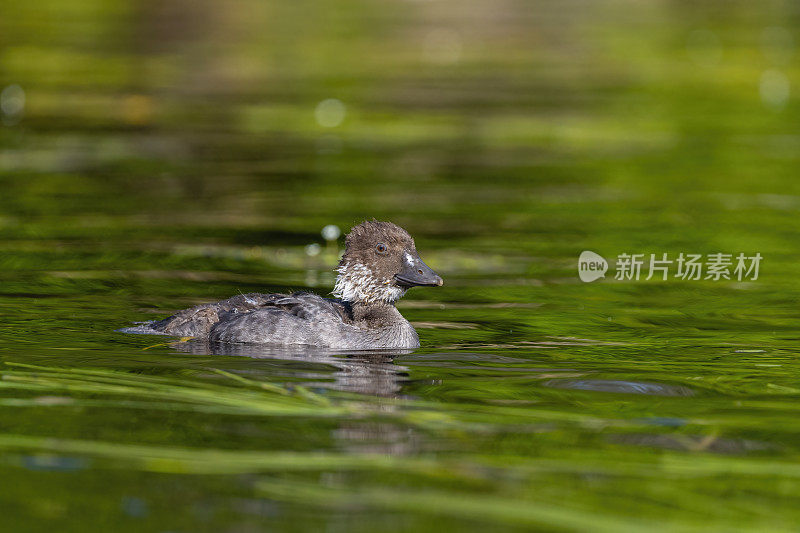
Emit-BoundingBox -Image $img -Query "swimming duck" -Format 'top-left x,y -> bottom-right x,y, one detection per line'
140,220 -> 443,349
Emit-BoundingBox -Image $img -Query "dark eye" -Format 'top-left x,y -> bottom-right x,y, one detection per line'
375,243 -> 388,255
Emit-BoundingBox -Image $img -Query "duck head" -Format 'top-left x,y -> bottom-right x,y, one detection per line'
332,220 -> 443,304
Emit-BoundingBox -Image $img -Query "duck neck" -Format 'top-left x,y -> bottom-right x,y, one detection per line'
349,300 -> 404,327
343,300 -> 419,349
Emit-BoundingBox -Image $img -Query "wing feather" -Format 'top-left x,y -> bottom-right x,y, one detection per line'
150,291 -> 350,338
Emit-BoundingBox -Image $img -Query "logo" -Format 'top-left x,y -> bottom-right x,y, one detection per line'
578,251 -> 608,282
576,251 -> 762,282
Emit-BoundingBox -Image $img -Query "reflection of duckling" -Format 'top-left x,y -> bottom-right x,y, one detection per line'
175,340 -> 412,397
129,221 -> 442,349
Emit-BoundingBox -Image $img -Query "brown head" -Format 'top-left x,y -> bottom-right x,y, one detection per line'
332,220 -> 443,304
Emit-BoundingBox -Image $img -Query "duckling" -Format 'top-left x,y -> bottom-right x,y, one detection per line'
135,221 -> 442,349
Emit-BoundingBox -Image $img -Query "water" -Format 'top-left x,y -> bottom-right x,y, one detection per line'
2,0 -> 800,530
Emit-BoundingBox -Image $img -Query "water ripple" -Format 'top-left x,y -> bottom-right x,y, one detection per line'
543,379 -> 694,397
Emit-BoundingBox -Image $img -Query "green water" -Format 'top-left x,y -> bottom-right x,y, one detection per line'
2,0 -> 800,530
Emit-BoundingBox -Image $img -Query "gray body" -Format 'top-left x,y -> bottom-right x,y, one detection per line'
148,292 -> 420,349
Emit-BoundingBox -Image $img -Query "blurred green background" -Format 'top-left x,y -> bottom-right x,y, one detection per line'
1,0 -> 800,531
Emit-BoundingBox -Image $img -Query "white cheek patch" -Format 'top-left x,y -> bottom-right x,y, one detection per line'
332,261 -> 406,304
404,252 -> 414,266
